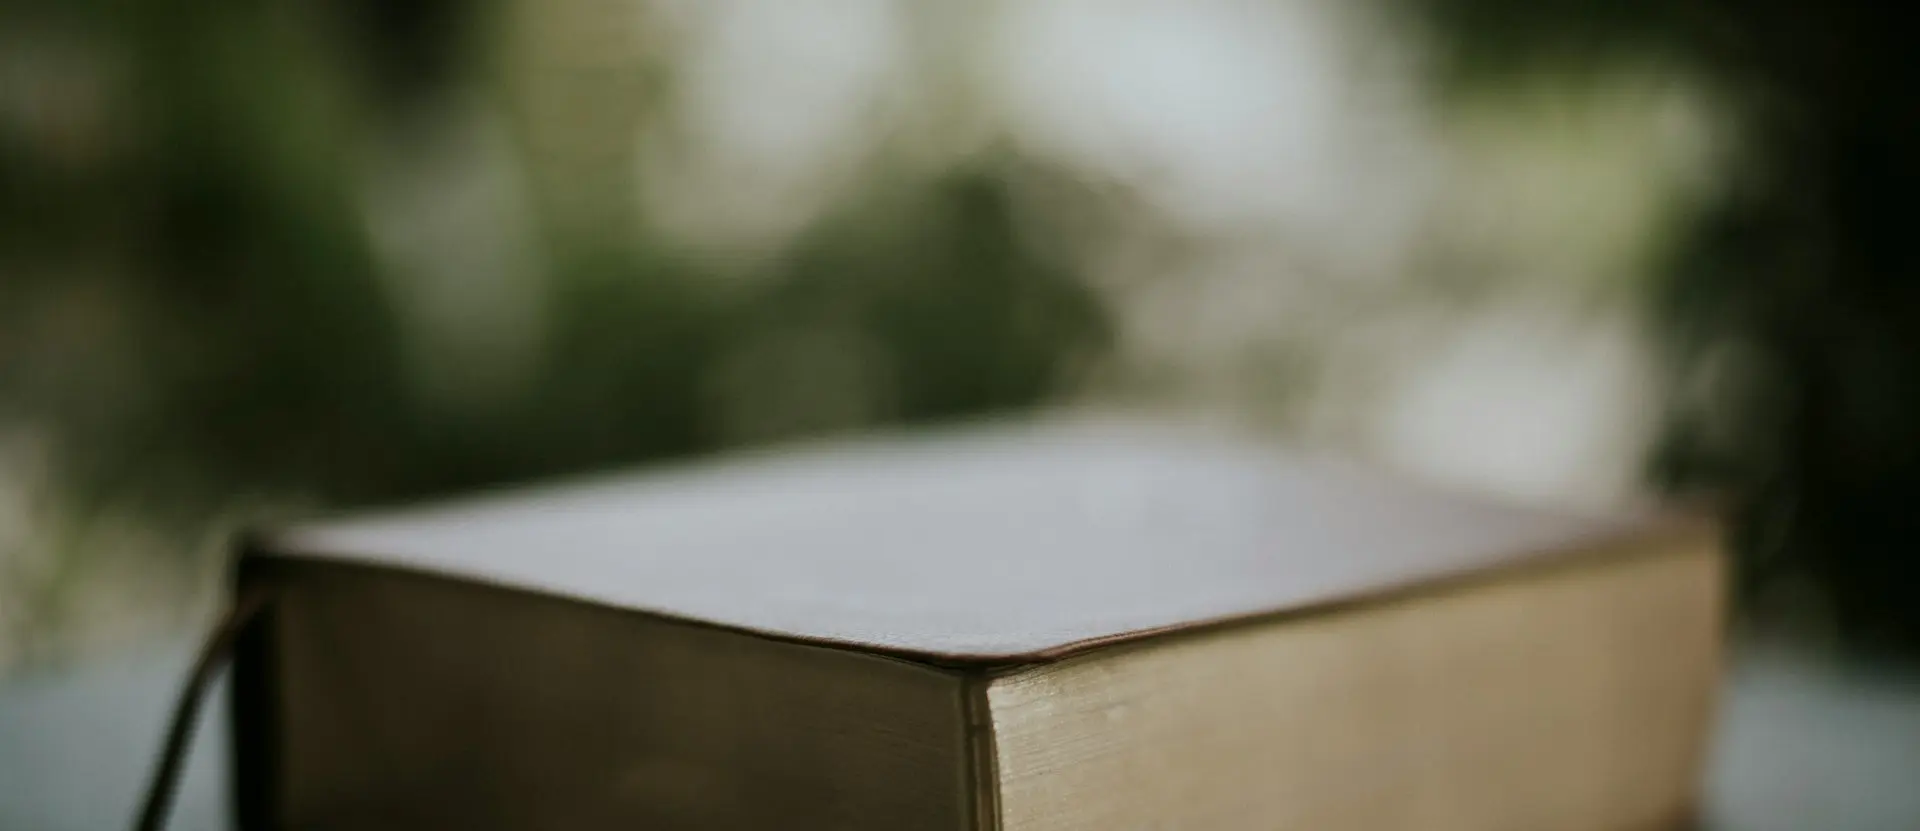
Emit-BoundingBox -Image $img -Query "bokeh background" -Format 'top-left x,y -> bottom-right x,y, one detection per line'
2,0 -> 1916,673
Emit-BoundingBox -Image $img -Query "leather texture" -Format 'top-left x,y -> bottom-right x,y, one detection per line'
254,418 -> 1705,663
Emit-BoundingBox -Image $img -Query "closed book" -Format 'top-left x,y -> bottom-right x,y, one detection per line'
226,420 -> 1724,830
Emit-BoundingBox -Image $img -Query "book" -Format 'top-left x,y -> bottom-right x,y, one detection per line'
226,419 -> 1724,830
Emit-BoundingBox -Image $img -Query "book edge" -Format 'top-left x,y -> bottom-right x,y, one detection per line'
237,512 -> 1716,667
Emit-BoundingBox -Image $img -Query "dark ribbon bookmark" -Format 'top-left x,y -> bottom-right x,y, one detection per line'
133,589 -> 270,831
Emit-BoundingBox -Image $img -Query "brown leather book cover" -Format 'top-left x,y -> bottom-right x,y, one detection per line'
244,417 -> 1709,664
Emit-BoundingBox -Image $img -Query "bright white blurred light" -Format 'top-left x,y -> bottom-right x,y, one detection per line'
988,0 -> 1430,257
640,0 -> 906,255
676,0 -> 902,171
1370,306 -> 1661,506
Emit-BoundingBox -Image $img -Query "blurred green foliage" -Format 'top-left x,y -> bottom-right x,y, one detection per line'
0,0 -> 1106,527
5,0 -> 1919,653
1416,0 -> 1920,648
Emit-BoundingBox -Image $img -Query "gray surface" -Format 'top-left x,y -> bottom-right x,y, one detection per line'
3,639 -> 1918,830
0,646 -> 229,831
1705,644 -> 1920,830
